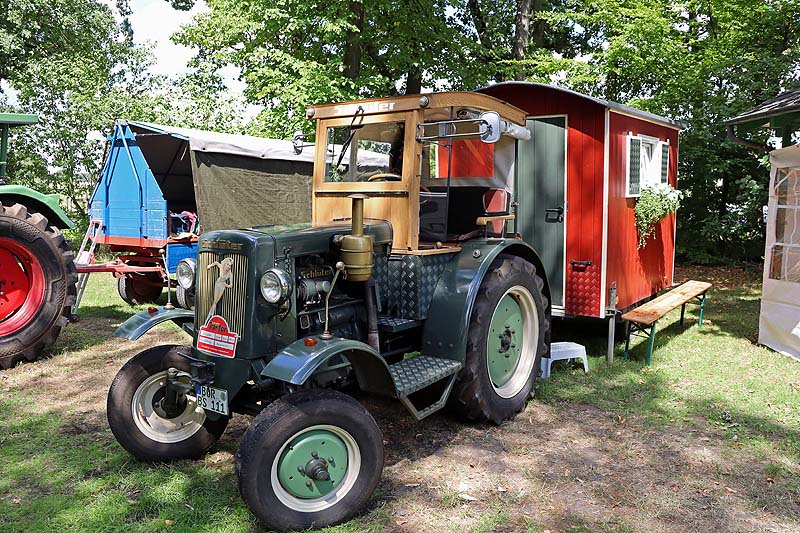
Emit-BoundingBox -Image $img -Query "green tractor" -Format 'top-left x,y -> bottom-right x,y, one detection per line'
107,92 -> 550,531
0,114 -> 76,368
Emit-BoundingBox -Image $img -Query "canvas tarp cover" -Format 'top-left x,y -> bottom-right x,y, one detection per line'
191,151 -> 312,232
128,121 -> 314,231
760,144 -> 800,360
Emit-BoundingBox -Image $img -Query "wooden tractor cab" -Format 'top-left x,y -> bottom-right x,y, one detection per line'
107,92 -> 551,532
302,92 -> 531,253
0,114 -> 77,369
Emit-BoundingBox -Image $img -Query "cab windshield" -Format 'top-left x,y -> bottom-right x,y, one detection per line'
324,121 -> 405,182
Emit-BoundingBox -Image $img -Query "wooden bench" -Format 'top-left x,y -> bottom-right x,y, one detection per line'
621,280 -> 712,365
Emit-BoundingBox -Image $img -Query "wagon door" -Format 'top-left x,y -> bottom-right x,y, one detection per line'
516,117 -> 567,308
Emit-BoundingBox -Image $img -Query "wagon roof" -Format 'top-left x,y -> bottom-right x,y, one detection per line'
127,121 -> 315,163
479,82 -> 683,129
125,121 -> 388,168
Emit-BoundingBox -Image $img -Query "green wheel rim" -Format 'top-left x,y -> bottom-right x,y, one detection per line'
486,285 -> 539,398
271,424 -> 361,512
277,429 -> 349,499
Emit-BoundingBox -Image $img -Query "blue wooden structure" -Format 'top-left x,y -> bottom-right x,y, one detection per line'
78,120 -> 315,307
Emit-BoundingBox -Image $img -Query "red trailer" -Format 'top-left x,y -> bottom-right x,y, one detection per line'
478,82 -> 681,320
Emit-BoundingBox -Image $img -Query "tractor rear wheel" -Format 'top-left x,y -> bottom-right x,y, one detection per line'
450,254 -> 549,424
0,202 -> 76,369
237,389 -> 384,531
117,272 -> 163,305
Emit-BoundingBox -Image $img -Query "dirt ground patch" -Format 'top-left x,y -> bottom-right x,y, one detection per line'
1,267 -> 799,532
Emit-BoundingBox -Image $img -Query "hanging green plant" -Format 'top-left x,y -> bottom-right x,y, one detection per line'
635,183 -> 682,248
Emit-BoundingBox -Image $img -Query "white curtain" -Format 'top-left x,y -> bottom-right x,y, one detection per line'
760,144 -> 800,360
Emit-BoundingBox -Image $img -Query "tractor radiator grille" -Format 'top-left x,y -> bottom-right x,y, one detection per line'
196,251 -> 248,337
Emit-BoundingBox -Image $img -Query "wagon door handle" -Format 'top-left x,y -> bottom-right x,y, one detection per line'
545,206 -> 564,223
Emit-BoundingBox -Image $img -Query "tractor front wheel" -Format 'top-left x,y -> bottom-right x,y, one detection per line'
107,345 -> 228,461
236,389 -> 383,532
450,254 -> 549,424
0,202 -> 76,369
175,284 -> 195,310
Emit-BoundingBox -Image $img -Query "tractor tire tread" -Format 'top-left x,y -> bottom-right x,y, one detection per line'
0,201 -> 77,369
450,255 -> 549,425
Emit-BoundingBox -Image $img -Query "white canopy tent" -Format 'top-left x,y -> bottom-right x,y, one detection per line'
760,144 -> 800,359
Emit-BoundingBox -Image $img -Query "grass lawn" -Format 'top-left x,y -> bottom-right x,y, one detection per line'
1,265 -> 799,532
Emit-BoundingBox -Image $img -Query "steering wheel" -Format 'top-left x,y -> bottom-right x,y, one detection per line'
367,173 -> 403,182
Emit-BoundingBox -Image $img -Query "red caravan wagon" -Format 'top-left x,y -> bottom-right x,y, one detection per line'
477,82 -> 681,322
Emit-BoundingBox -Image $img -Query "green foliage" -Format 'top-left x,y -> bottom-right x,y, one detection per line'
0,0 -> 246,234
561,0 -> 798,261
635,183 -> 682,248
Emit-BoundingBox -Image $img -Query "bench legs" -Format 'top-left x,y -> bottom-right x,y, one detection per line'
645,321 -> 657,366
681,292 -> 708,328
623,320 -> 657,365
698,293 -> 706,327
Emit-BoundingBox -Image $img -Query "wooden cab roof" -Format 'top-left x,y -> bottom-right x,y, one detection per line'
306,91 -> 528,126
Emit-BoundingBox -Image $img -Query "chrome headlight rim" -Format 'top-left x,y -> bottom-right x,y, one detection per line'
176,258 -> 196,290
260,268 -> 292,304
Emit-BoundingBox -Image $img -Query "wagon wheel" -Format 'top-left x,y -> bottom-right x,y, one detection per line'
450,254 -> 549,424
237,389 -> 383,531
117,269 -> 163,305
107,344 -> 228,461
0,202 -> 76,369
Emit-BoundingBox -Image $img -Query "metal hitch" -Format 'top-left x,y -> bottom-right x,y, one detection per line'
159,367 -> 193,418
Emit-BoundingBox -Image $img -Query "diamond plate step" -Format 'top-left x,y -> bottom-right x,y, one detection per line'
389,356 -> 462,396
377,317 -> 421,333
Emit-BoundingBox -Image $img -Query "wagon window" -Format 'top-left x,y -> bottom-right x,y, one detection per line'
626,134 -> 670,197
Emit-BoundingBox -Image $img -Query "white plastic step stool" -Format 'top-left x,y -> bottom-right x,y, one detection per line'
539,342 -> 588,378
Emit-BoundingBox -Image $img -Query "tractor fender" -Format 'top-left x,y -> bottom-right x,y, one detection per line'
421,239 -> 550,362
0,185 -> 74,229
113,307 -> 194,340
261,336 -> 395,396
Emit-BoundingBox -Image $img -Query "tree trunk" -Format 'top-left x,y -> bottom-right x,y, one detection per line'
405,69 -> 422,95
343,0 -> 364,79
531,0 -> 545,48
513,0 -> 533,82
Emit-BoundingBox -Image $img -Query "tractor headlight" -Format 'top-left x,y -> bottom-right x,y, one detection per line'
176,258 -> 196,289
260,269 -> 291,304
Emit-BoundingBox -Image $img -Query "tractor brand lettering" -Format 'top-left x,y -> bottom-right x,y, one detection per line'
197,315 -> 238,358
334,101 -> 396,116
202,239 -> 243,251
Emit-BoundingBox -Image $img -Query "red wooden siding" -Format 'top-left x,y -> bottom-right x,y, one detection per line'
606,111 -> 679,311
481,84 -> 606,317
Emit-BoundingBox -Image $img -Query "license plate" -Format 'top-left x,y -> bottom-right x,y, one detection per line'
194,384 -> 229,416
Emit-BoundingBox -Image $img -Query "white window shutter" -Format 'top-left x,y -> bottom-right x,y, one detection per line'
660,142 -> 670,184
627,136 -> 641,196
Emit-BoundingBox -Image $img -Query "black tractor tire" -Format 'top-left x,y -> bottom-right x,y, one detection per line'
175,284 -> 195,310
117,272 -> 163,305
107,344 -> 228,462
450,254 -> 549,425
237,389 -> 384,532
0,202 -> 77,369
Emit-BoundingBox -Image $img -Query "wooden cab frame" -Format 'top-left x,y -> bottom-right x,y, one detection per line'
307,92 -> 528,253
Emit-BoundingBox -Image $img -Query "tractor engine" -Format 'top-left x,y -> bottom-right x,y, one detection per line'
188,211 -> 394,384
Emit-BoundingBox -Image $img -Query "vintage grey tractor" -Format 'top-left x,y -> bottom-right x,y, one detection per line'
107,92 -> 551,531
0,113 -> 77,368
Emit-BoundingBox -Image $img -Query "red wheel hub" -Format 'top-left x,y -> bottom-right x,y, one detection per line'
0,238 -> 45,335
